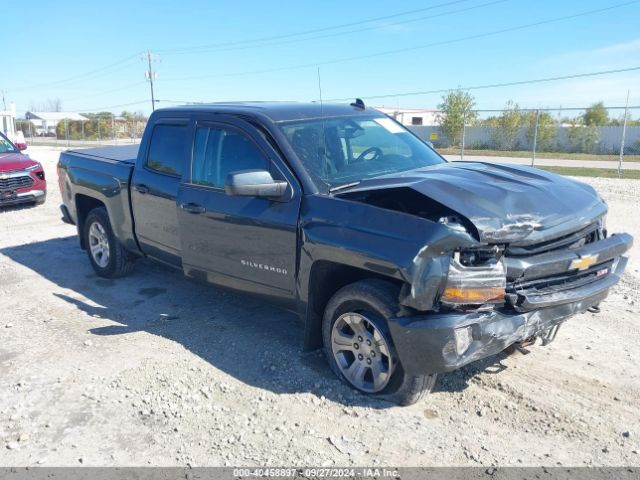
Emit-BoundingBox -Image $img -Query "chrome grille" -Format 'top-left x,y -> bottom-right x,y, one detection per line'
0,175 -> 34,190
508,259 -> 613,295
506,222 -> 600,256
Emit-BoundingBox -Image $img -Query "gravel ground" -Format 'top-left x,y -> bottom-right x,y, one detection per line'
1,147 -> 639,467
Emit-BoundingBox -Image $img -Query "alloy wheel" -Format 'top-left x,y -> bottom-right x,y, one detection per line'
331,312 -> 394,393
88,221 -> 110,268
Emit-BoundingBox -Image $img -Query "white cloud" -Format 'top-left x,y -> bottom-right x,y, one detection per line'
539,37 -> 640,71
591,38 -> 640,56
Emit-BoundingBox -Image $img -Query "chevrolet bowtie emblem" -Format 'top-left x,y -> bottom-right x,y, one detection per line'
0,174 -> 7,180
570,254 -> 598,271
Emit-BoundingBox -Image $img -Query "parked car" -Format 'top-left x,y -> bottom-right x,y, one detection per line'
57,102 -> 632,405
13,131 -> 27,151
0,130 -> 46,206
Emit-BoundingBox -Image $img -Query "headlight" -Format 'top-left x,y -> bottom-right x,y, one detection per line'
25,163 -> 42,171
598,216 -> 607,239
440,249 -> 506,309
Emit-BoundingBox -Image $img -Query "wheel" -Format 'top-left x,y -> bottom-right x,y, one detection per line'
84,207 -> 135,278
322,279 -> 436,406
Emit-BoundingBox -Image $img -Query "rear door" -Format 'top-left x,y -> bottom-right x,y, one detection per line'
177,115 -> 301,302
131,118 -> 191,267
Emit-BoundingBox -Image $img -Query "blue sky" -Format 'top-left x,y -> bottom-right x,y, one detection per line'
2,0 -> 640,116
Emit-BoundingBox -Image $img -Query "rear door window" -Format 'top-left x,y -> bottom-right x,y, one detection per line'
146,124 -> 188,176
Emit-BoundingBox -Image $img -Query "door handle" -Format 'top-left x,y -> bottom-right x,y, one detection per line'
179,202 -> 206,214
134,184 -> 149,194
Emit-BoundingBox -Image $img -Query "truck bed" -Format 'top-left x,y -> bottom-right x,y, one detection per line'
66,144 -> 139,164
58,145 -> 138,252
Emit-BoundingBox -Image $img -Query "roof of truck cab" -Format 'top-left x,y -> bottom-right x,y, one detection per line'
160,102 -> 385,123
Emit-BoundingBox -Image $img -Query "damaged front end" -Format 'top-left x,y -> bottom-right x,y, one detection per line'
335,168 -> 633,375
393,219 -> 631,374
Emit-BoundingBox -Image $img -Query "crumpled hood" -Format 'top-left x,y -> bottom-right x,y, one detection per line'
0,152 -> 38,172
341,162 -> 607,244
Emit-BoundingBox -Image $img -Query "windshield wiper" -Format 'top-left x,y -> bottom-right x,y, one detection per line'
329,181 -> 361,193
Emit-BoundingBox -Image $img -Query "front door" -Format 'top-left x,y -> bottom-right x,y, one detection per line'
177,116 -> 301,301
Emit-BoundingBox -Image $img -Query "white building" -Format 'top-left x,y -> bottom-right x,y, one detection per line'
0,103 -> 17,140
374,106 -> 439,126
24,111 -> 89,136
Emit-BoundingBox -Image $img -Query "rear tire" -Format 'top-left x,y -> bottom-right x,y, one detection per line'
322,279 -> 436,406
84,207 -> 135,278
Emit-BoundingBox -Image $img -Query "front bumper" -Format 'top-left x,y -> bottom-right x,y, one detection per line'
388,255 -> 628,375
0,188 -> 46,206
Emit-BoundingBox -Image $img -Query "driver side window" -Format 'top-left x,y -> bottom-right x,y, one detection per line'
349,120 -> 411,159
191,126 -> 268,188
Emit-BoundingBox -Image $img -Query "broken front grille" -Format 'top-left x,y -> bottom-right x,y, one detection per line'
506,221 -> 601,257
508,259 -> 613,298
0,175 -> 34,190
502,231 -> 632,312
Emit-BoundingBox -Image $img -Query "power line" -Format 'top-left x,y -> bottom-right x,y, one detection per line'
325,66 -> 640,101
161,0 -> 507,56
4,2 -> 482,95
77,100 -> 149,112
157,0 -> 474,55
155,99 -> 206,104
6,53 -> 143,93
61,82 -> 148,104
163,0 -> 640,83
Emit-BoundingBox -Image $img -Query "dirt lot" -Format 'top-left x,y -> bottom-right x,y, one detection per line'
1,146 -> 639,467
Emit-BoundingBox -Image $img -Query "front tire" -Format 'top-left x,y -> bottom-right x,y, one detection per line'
322,279 -> 436,406
84,207 -> 135,278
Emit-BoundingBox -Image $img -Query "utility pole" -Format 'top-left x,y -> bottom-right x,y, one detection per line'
143,52 -> 159,112
531,109 -> 540,167
618,90 -> 630,178
1,90 -> 6,111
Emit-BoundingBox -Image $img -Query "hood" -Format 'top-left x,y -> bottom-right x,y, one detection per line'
337,162 -> 607,244
0,152 -> 38,172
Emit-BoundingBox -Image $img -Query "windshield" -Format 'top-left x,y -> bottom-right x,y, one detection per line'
280,115 -> 444,189
0,132 -> 18,154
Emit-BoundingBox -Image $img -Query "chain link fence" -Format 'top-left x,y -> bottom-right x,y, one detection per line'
15,115 -> 146,148
11,104 -> 640,177
406,106 -> 640,177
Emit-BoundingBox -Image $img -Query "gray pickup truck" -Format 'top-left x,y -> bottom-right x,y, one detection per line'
57,102 -> 632,405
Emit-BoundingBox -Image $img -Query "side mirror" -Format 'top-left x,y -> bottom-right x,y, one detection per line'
16,143 -> 27,151
224,170 -> 288,199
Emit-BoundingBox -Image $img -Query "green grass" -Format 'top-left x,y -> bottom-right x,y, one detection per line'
537,166 -> 640,179
437,147 -> 640,162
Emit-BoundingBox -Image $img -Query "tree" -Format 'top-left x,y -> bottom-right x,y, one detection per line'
484,100 -> 525,150
609,112 -> 640,127
437,89 -> 477,146
523,111 -> 557,151
28,98 -> 63,112
582,102 -> 609,126
566,117 -> 600,153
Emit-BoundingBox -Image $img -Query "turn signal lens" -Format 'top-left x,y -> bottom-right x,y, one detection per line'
440,252 -> 507,308
441,287 -> 505,304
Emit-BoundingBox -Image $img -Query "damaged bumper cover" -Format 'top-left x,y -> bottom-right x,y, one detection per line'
388,255 -> 628,375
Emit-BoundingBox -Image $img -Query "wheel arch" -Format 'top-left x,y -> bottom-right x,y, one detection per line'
302,260 -> 404,351
75,194 -> 106,250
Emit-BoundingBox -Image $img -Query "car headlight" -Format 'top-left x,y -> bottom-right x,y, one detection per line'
440,249 -> 506,309
25,163 -> 42,171
598,216 -> 607,239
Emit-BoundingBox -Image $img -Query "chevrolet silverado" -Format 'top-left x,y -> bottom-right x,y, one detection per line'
57,102 -> 632,405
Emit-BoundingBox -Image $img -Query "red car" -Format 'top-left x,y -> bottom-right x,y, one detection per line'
0,131 -> 46,206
